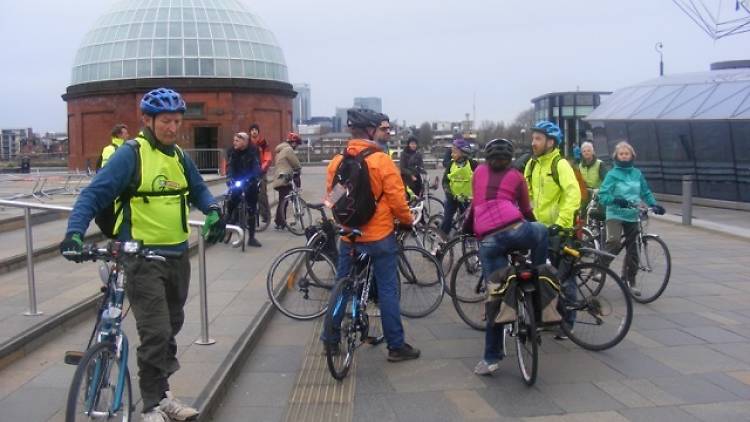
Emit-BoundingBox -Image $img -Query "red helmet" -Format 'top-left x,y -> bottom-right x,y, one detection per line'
287,132 -> 302,144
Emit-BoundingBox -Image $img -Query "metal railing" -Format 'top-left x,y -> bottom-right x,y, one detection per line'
0,199 -> 243,346
183,148 -> 224,175
1,172 -> 91,201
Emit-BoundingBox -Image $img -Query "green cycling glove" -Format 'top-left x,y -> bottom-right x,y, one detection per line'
202,209 -> 226,244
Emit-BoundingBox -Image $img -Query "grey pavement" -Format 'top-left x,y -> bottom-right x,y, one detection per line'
212,206 -> 750,421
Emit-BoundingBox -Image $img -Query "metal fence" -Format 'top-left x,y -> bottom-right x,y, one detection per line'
183,148 -> 223,174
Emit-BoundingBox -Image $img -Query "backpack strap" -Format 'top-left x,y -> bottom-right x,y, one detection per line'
356,148 -> 385,202
526,155 -> 562,189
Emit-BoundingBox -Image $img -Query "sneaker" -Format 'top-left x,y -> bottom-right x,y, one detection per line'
387,343 -> 421,362
473,359 -> 500,376
141,408 -> 169,422
247,237 -> 262,247
553,328 -> 568,341
159,391 -> 199,421
274,224 -> 285,231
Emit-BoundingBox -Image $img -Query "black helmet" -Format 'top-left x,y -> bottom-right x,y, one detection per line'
347,108 -> 389,129
484,138 -> 514,160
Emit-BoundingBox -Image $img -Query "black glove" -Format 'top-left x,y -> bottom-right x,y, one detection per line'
652,204 -> 666,215
60,232 -> 83,262
613,197 -> 630,208
548,224 -> 562,237
396,222 -> 413,232
202,208 -> 226,244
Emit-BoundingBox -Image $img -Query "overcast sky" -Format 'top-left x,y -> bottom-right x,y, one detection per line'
0,0 -> 747,132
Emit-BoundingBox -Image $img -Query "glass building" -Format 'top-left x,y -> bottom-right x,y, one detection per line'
70,0 -> 289,85
63,0 -> 295,171
585,61 -> 750,202
531,91 -> 611,157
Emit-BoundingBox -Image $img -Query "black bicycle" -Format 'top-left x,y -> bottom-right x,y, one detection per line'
580,193 -> 671,303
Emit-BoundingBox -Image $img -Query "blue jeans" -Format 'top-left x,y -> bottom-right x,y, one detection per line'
320,234 -> 405,349
478,221 -> 548,362
440,195 -> 469,236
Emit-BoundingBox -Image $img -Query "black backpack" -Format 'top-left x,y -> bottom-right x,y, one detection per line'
330,148 -> 382,227
94,140 -> 188,238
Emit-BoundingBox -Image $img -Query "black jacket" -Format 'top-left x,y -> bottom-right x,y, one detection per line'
400,149 -> 424,178
226,145 -> 261,183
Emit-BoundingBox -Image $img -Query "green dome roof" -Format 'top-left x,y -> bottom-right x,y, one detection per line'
71,0 -> 288,86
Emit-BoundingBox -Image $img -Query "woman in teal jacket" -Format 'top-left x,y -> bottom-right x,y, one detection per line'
597,141 -> 665,296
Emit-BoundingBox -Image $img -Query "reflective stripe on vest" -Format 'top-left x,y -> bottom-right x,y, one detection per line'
448,161 -> 473,200
127,136 -> 190,245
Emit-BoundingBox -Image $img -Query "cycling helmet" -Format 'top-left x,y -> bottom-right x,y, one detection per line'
140,88 -> 186,115
452,138 -> 473,154
347,108 -> 389,129
531,120 -> 563,145
484,138 -> 514,160
287,132 -> 302,144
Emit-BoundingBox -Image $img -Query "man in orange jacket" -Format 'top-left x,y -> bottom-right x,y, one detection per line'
250,123 -> 272,222
323,108 -> 420,362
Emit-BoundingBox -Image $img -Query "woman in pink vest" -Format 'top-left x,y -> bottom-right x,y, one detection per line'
465,138 -> 548,376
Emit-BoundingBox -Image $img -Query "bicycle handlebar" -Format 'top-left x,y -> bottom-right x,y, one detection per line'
73,241 -> 184,263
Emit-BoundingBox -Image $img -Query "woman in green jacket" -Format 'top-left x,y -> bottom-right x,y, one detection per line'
597,141 -> 665,296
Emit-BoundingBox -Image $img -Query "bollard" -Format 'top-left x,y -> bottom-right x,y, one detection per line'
23,208 -> 43,316
682,175 -> 694,225
194,233 -> 216,345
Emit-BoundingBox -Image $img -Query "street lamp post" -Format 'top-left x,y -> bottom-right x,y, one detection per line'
655,42 -> 664,76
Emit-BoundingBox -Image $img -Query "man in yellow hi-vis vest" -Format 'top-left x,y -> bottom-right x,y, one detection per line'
60,88 -> 226,422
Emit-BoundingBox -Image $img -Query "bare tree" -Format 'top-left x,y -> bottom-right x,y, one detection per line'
417,122 -> 433,148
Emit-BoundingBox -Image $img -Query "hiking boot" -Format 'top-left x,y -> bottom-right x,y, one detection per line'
141,408 -> 169,422
387,343 -> 421,362
159,391 -> 199,421
473,359 -> 500,376
247,237 -> 262,247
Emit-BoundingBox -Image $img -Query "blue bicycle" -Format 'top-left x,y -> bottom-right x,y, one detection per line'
64,240 -> 181,422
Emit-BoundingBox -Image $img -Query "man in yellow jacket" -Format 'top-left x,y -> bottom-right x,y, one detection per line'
323,108 -> 420,362
524,120 -> 581,339
98,123 -> 129,169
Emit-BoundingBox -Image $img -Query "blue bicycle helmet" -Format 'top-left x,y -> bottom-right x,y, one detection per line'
452,138 -> 473,154
140,88 -> 187,116
531,120 -> 564,145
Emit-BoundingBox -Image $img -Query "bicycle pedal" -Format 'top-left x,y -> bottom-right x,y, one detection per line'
64,351 -> 84,365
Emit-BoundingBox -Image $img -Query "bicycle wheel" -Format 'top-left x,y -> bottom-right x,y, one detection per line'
514,292 -> 538,386
237,201 -> 247,252
632,235 -> 671,304
438,235 -> 478,286
255,201 -> 271,232
267,247 -> 336,320
324,279 -> 356,380
66,341 -> 132,422
397,246 -> 445,318
283,197 -> 313,236
449,251 -> 487,331
559,262 -> 633,351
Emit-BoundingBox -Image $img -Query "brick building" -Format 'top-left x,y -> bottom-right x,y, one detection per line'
63,0 -> 295,170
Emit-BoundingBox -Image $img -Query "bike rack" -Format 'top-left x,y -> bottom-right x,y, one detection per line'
0,199 -> 242,347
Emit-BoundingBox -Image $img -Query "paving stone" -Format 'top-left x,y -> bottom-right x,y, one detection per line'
660,312 -> 721,328
631,314 -> 681,330
521,411 -> 630,422
637,328 -> 705,346
681,401 -> 750,422
587,347 -> 681,379
444,389 -> 504,421
536,383 -> 624,413
426,323 -> 486,340
241,345 -> 305,373
617,406 -> 703,422
593,381 -> 655,408
533,351 -> 625,385
213,405 -> 285,422
642,345 -> 750,374
0,386 -> 66,422
708,342 -> 750,365
384,391 -> 463,422
383,358 -> 485,393
649,375 -> 742,404
26,363 -> 76,389
354,365 -> 396,395
688,326 -> 747,343
352,393 -> 398,422
223,372 -> 296,408
620,379 -> 684,406
698,372 -> 750,400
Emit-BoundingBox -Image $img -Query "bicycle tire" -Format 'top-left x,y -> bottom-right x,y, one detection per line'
559,262 -> 633,351
238,201 -> 247,252
324,278 -> 356,380
66,341 -> 132,422
282,196 -> 312,236
397,246 -> 445,318
515,292 -> 538,386
266,247 -> 336,320
631,235 -> 671,304
425,196 -> 445,219
449,250 -> 487,331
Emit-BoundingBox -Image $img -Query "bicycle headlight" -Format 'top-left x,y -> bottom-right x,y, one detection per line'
123,241 -> 140,254
234,180 -> 243,188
